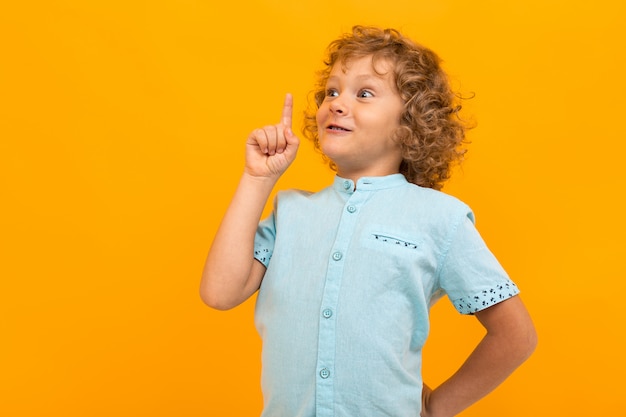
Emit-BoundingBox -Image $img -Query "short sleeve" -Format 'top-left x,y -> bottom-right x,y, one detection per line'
254,209 -> 276,268
438,211 -> 519,314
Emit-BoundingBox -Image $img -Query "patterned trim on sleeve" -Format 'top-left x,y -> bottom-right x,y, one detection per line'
254,247 -> 272,267
454,281 -> 520,314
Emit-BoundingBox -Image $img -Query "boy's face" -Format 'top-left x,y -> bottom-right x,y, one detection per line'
316,55 -> 404,180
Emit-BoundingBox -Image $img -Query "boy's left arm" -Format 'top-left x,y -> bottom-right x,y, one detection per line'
421,295 -> 537,417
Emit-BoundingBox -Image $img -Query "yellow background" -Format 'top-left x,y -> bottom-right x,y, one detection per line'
1,0 -> 625,415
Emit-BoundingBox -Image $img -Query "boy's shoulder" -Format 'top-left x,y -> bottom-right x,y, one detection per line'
372,182 -> 477,229
276,188 -> 316,200
383,183 -> 477,230
272,188 -> 317,209
400,182 -> 471,211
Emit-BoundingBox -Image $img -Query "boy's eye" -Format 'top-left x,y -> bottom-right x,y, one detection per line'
358,90 -> 374,98
326,89 -> 339,97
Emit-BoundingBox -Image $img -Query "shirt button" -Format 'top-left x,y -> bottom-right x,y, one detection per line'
320,368 -> 330,379
347,205 -> 356,213
322,309 -> 333,318
343,180 -> 351,190
332,251 -> 343,261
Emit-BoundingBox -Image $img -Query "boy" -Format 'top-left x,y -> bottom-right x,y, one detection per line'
201,26 -> 536,417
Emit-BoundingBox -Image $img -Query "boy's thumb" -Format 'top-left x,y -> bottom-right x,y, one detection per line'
284,126 -> 300,155
285,127 -> 299,144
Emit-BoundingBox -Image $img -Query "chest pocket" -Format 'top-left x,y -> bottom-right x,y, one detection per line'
372,233 -> 421,249
355,225 -> 427,287
361,224 -> 424,255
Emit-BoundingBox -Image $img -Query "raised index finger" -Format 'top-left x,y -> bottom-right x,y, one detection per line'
281,93 -> 293,128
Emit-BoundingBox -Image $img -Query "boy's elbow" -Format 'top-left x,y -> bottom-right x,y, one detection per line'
510,316 -> 538,364
200,290 -> 235,311
200,260 -> 263,310
199,280 -> 240,311
522,322 -> 538,360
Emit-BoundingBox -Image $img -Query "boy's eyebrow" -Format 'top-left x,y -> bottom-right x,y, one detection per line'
327,73 -> 386,84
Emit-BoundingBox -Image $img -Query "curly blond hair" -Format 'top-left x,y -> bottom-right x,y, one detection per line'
303,25 -> 470,190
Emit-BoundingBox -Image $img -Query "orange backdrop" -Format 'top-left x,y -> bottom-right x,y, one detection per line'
2,0 -> 625,416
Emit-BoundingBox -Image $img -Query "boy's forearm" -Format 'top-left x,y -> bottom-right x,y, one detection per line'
200,173 -> 278,310
425,332 -> 532,416
423,296 -> 537,417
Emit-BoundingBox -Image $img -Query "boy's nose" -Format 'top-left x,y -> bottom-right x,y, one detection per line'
329,96 -> 348,114
330,101 -> 346,114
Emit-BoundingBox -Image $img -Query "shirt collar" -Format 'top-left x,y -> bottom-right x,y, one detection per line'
333,173 -> 408,193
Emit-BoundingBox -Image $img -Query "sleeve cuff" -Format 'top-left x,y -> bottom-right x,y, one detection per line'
452,280 -> 520,315
254,246 -> 272,268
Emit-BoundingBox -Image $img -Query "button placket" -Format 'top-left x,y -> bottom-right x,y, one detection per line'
315,189 -> 365,415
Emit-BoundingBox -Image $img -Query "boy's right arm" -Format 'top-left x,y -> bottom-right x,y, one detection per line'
200,94 -> 299,310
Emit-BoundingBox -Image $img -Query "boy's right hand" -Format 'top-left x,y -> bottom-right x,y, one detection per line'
245,93 -> 300,179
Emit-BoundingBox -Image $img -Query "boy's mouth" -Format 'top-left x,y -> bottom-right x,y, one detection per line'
327,124 -> 351,132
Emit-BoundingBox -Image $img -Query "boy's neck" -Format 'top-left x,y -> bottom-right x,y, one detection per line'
336,171 -> 404,191
337,169 -> 401,188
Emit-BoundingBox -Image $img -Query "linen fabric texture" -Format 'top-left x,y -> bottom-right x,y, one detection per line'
253,174 -> 519,417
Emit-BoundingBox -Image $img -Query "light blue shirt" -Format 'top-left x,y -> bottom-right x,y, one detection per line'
253,174 -> 518,417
